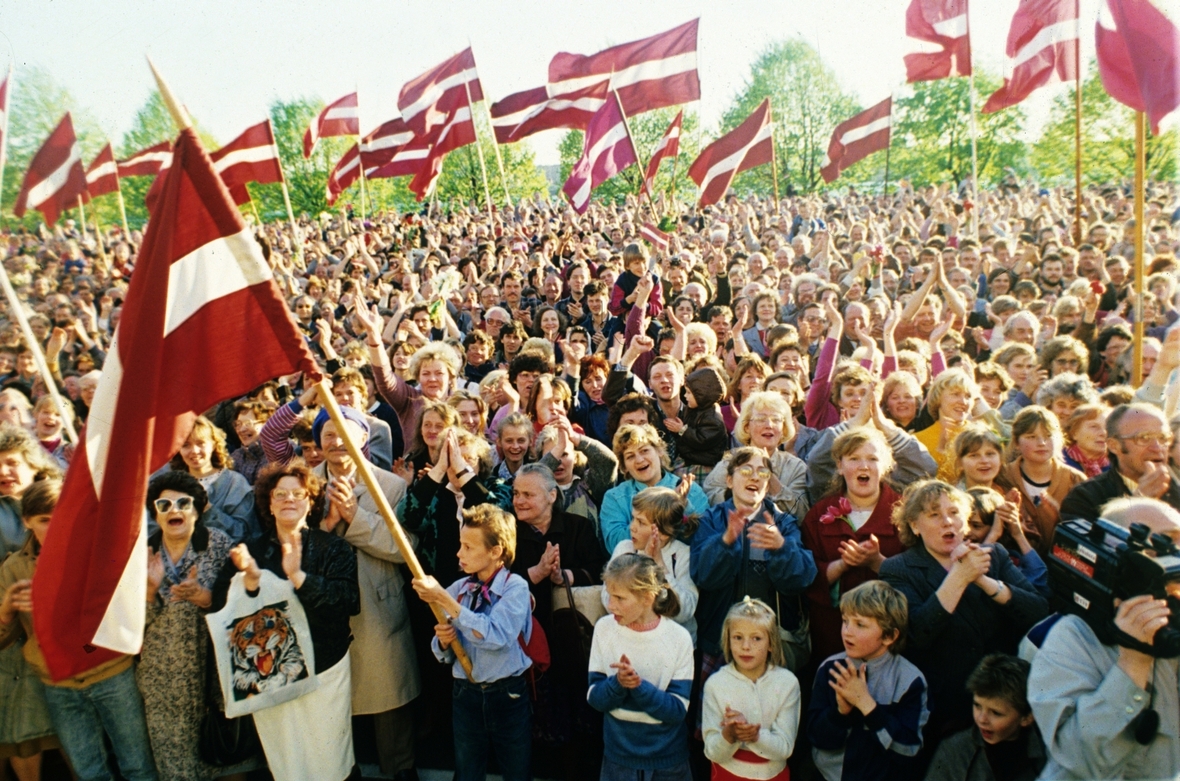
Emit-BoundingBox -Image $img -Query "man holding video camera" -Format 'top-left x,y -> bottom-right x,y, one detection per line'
1029,497 -> 1180,779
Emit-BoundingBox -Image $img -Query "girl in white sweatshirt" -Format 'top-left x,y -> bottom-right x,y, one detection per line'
703,597 -> 800,781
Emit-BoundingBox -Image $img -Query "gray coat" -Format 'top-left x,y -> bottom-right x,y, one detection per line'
1029,614 -> 1180,780
924,725 -> 1045,781
313,462 -> 420,714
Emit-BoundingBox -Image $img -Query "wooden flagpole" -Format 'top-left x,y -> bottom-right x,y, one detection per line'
147,58 -> 475,678
462,78 -> 495,225
247,194 -> 262,226
768,100 -> 781,213
76,196 -> 88,244
1073,0 -> 1083,246
115,185 -> 131,236
271,119 -> 306,270
468,44 -> 513,208
1132,111 -> 1146,386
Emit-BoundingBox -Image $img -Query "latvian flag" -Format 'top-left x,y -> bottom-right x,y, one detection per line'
117,141 -> 172,178
85,143 -> 120,198
561,94 -> 636,214
644,111 -> 683,194
688,100 -> 773,207
820,98 -> 892,184
303,92 -> 360,158
984,0 -> 1078,113
210,120 -> 285,206
13,113 -> 88,226
33,127 -> 317,681
640,222 -> 671,253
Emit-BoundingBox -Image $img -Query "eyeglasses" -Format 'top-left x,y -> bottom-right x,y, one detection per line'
154,496 -> 195,514
735,465 -> 772,480
1118,432 -> 1174,448
272,489 -> 310,502
750,415 -> 785,427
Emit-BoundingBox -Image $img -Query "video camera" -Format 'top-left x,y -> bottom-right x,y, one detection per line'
1047,518 -> 1180,658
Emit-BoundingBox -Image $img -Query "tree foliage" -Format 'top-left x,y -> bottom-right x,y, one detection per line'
557,106 -> 700,209
1,66 -> 106,229
1031,63 -> 1177,185
888,73 -> 1028,188
433,111 -> 549,209
720,40 -> 861,196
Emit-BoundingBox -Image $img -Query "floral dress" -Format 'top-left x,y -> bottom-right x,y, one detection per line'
135,525 -> 234,781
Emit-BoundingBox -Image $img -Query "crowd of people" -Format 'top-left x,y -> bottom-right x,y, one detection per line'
0,177 -> 1179,781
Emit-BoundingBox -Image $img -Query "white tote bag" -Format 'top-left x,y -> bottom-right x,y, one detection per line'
205,570 -> 319,718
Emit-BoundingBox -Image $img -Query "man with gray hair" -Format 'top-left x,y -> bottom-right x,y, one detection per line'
1060,403 -> 1180,521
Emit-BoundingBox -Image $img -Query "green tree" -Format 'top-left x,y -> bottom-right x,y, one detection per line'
433,110 -> 549,209
719,39 -> 861,196
2,66 -> 106,228
557,106 -> 700,209
889,73 -> 1028,188
1031,62 -> 1177,184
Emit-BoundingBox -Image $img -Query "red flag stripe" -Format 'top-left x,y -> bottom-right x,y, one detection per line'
85,143 -> 120,198
398,48 -> 484,142
117,141 -> 173,178
820,98 -> 892,184
984,0 -> 1079,113
1096,0 -> 1180,134
490,83 -> 608,143
640,222 -> 670,252
645,111 -> 683,192
210,121 -> 284,193
904,0 -> 973,82
688,100 -> 773,207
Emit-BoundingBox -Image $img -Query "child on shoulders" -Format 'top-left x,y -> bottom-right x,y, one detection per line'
808,580 -> 928,781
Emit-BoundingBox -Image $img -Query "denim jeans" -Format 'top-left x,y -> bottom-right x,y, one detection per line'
452,674 -> 532,781
599,757 -> 693,781
42,666 -> 157,781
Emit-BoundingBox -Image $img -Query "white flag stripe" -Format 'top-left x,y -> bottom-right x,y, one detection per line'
324,105 -> 359,122
651,126 -> 681,157
86,159 -> 117,183
362,132 -> 414,153
163,228 -> 274,339
213,145 -> 280,172
334,155 -> 361,181
699,123 -> 773,195
122,152 -> 172,167
91,513 -> 147,654
585,120 -> 630,164
839,115 -> 892,146
549,51 -> 697,97
401,67 -> 479,121
932,13 -> 969,37
84,332 -> 122,495
26,144 -> 81,209
1008,20 -> 1079,71
392,148 -> 430,164
495,94 -> 608,134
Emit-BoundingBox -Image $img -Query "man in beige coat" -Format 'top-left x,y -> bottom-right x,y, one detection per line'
313,409 -> 421,781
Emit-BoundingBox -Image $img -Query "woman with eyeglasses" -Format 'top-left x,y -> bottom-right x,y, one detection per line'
691,447 -> 817,685
703,391 -> 810,520
799,427 -> 908,662
212,460 -> 360,781
168,416 -> 256,543
138,471 -> 246,780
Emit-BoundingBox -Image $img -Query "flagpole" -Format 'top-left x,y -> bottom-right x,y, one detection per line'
666,151 -> 680,220
248,194 -> 262,226
357,159 -> 368,223
272,120 -> 306,270
76,196 -> 88,244
768,101 -> 780,213
315,380 -> 474,680
115,182 -> 130,236
0,266 -> 77,444
1073,0 -> 1083,246
462,79 -> 495,225
484,103 -> 513,208
611,88 -> 659,221
1132,111 -> 1146,385
968,73 -> 980,239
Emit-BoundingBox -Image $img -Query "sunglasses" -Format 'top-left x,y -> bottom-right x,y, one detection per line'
154,496 -> 195,514
735,465 -> 772,480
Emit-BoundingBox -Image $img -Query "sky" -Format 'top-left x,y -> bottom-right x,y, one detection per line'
0,0 -> 1171,166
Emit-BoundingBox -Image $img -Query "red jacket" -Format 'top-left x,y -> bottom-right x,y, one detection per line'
800,484 -> 908,662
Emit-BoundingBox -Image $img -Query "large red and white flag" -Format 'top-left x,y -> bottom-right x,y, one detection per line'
561,95 -> 637,214
85,143 -> 120,199
548,19 -> 700,117
33,127 -> 317,681
398,48 -> 483,143
821,98 -> 893,184
0,68 -> 11,177
904,0 -> 973,82
489,82 -> 608,144
984,0 -> 1079,112
688,100 -> 773,207
1097,0 -> 1180,133
13,113 -> 88,226
644,110 -> 683,193
408,106 -> 478,201
118,141 -> 172,178
303,92 -> 360,158
211,120 -> 284,206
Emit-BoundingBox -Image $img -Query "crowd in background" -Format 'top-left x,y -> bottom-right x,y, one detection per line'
0,176 -> 1178,781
